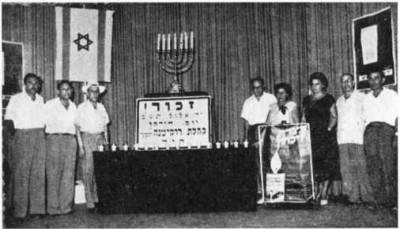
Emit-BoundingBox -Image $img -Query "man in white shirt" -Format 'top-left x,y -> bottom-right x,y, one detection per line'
363,71 -> 398,208
336,73 -> 374,204
241,77 -> 276,200
76,82 -> 110,212
4,73 -> 46,219
44,80 -> 77,215
241,77 -> 276,145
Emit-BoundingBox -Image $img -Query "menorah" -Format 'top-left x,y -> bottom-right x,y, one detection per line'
156,31 -> 195,94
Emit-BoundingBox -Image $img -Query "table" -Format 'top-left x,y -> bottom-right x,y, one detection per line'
93,147 -> 257,214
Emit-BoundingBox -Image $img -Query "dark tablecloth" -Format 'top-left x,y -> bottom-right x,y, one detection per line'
93,147 -> 257,214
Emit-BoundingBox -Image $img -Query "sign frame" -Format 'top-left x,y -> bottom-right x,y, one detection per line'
135,95 -> 212,147
352,7 -> 397,90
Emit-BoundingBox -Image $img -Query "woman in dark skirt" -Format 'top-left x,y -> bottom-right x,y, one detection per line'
302,72 -> 341,206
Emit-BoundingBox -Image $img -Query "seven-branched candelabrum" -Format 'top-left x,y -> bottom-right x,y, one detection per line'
156,32 -> 195,93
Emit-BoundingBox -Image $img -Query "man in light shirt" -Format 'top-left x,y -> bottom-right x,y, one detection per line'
363,71 -> 398,208
4,73 -> 46,219
241,77 -> 276,199
336,73 -> 374,204
241,77 -> 276,145
44,80 -> 77,215
76,82 -> 110,213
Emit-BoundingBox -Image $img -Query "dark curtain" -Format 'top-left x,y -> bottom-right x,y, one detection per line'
2,3 -> 397,145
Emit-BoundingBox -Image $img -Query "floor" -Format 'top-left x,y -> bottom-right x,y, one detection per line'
4,202 -> 397,228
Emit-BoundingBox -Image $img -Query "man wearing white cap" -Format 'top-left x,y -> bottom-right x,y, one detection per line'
76,81 -> 109,212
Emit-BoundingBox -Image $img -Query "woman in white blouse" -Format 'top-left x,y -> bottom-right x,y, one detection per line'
267,83 -> 299,125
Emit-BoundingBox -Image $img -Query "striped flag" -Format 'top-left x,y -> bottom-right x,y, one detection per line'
55,7 -> 113,82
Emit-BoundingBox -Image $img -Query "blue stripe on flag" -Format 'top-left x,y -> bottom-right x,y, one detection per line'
62,8 -> 70,80
98,10 -> 106,82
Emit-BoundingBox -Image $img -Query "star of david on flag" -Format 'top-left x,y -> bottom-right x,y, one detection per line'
73,33 -> 93,51
55,7 -> 114,82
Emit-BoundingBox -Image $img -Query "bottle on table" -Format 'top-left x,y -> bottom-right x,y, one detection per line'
243,139 -> 249,148
123,143 -> 129,151
111,143 -> 117,151
233,140 -> 239,148
215,141 -> 221,149
223,140 -> 229,149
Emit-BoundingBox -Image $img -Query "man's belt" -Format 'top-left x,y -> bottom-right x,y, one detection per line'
81,132 -> 104,136
46,133 -> 75,136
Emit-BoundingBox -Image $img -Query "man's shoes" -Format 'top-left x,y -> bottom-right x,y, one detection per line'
320,199 -> 328,206
363,202 -> 378,210
88,207 -> 99,214
29,214 -> 45,220
13,216 -> 28,224
329,195 -> 345,203
257,197 -> 265,205
64,210 -> 74,215
342,197 -> 359,206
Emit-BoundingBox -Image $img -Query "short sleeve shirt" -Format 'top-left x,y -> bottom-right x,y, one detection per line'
363,88 -> 398,127
268,101 -> 298,125
44,97 -> 77,135
336,91 -> 365,145
241,92 -> 277,125
76,101 -> 110,134
5,91 -> 45,129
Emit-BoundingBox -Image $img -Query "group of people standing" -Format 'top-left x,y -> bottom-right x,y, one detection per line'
4,73 -> 110,220
241,71 -> 398,208
3,70 -> 397,221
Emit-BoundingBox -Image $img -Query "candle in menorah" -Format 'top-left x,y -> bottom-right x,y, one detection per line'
156,31 -> 195,94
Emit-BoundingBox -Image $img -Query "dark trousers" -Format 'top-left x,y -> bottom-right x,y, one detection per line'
364,122 -> 397,207
248,124 -> 262,145
249,124 -> 268,193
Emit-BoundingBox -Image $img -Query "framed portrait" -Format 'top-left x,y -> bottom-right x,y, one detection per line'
352,7 -> 396,90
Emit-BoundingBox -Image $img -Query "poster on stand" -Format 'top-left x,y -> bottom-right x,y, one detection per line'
258,123 -> 315,204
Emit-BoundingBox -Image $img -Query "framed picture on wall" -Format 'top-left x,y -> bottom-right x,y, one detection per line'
352,7 -> 396,90
2,41 -> 24,115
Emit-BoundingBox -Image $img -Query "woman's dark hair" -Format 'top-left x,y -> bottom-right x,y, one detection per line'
309,72 -> 328,90
274,82 -> 293,99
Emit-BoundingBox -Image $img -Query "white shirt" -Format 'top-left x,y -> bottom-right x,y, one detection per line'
241,92 -> 277,125
44,97 -> 77,134
336,91 -> 365,145
5,91 -> 45,129
76,100 -> 110,134
363,88 -> 399,127
267,101 -> 298,126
